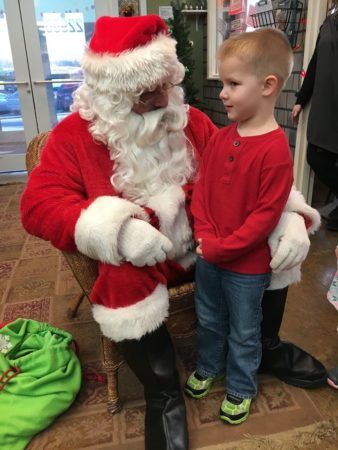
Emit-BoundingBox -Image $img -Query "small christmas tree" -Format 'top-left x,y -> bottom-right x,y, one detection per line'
167,1 -> 202,108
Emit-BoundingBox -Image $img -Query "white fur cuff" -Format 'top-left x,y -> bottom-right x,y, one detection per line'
285,186 -> 321,234
146,186 -> 193,260
92,284 -> 169,341
267,265 -> 301,290
74,196 -> 148,265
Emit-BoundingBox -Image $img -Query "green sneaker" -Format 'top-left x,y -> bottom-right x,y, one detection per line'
220,395 -> 252,425
184,371 -> 222,399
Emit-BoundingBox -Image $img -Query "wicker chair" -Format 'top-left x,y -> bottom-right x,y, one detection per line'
26,131 -> 197,414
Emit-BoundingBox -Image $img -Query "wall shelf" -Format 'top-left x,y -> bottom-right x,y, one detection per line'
182,10 -> 207,13
182,10 -> 207,31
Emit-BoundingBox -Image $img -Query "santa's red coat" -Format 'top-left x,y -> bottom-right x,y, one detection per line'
21,107 -> 216,341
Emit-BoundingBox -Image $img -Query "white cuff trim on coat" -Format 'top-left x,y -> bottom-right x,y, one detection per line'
285,186 -> 321,234
176,251 -> 197,270
74,196 -> 148,265
267,265 -> 301,290
92,284 -> 169,341
147,186 -> 193,260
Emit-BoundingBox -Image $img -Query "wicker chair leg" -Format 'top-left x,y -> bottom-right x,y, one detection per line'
101,336 -> 124,414
66,293 -> 85,319
106,367 -> 122,414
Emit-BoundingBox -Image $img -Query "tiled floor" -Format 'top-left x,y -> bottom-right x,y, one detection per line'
0,182 -> 337,449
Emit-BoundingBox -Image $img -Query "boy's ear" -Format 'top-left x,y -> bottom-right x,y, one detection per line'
262,75 -> 279,96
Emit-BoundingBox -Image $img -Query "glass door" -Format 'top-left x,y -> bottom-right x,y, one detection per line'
0,0 -> 37,172
1,0 -> 147,174
20,0 -> 97,134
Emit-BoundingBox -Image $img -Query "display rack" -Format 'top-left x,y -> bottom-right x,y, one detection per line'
250,0 -> 303,47
182,9 -> 207,31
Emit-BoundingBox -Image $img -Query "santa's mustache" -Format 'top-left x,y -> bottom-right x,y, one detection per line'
72,83 -> 187,148
128,103 -> 187,147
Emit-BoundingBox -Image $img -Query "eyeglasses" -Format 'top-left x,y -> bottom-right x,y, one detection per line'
137,82 -> 181,107
160,82 -> 181,91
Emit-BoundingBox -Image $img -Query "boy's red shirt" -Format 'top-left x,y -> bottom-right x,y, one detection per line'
191,123 -> 294,274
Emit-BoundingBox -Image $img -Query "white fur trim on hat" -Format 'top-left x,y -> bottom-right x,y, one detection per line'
82,34 -> 185,92
74,195 -> 148,265
285,186 -> 321,234
92,284 -> 169,341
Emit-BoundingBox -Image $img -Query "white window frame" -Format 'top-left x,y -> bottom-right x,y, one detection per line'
1,0 -> 38,171
207,0 -> 219,79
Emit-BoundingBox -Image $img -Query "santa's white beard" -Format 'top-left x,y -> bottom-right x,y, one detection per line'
108,88 -> 194,205
72,84 -> 194,204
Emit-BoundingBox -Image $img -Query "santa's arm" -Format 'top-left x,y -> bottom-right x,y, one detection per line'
21,130 -> 150,266
268,186 -> 321,272
22,128 -> 175,267
21,131 -> 92,252
186,106 -> 218,159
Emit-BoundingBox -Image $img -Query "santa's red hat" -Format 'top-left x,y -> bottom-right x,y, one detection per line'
82,15 -> 185,92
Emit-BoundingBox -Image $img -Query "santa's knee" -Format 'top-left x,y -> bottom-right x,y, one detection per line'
93,283 -> 170,342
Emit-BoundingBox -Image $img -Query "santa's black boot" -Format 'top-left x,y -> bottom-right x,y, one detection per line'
260,287 -> 327,388
118,325 -> 189,450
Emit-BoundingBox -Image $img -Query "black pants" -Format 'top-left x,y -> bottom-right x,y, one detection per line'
307,143 -> 338,197
118,325 -> 189,450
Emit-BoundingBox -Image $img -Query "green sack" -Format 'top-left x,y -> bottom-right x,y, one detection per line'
0,318 -> 82,450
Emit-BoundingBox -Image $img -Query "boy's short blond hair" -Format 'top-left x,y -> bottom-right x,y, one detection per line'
218,28 -> 293,89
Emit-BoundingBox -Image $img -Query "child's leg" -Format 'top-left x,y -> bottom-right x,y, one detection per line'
194,256 -> 228,379
220,270 -> 271,423
185,257 -> 228,398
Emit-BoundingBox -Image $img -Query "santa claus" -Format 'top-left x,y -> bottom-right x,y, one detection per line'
21,15 -> 326,450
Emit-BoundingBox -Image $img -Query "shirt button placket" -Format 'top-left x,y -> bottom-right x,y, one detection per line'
228,140 -> 240,163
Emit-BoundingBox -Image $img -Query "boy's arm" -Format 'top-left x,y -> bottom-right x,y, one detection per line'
201,159 -> 293,265
21,129 -> 149,266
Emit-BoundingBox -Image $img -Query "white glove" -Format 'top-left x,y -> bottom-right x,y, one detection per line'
269,212 -> 310,273
118,218 -> 175,267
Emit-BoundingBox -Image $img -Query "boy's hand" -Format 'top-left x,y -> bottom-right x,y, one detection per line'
196,238 -> 203,256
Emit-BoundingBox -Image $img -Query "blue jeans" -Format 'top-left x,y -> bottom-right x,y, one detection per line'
195,257 -> 271,399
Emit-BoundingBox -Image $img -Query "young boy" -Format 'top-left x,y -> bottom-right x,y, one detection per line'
185,28 -> 294,424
